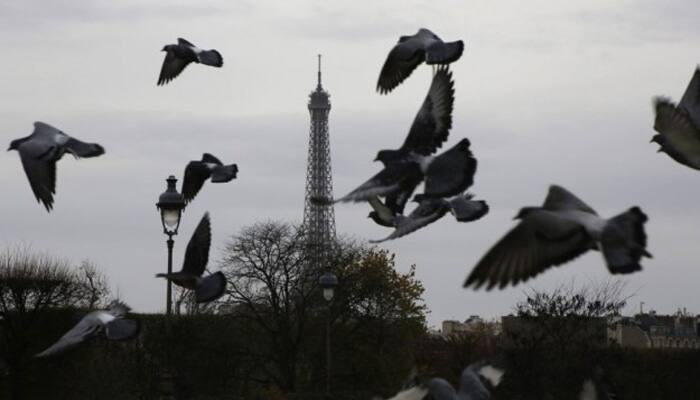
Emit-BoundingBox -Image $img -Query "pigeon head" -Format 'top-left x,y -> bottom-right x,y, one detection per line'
7,139 -> 21,151
374,149 -> 401,163
456,137 -> 472,150
650,134 -> 665,152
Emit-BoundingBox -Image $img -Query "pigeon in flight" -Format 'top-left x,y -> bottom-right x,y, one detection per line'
8,122 -> 105,211
158,38 -> 223,85
376,361 -> 504,400
464,185 -> 652,290
651,67 -> 700,170
377,28 -> 464,94
579,366 -> 619,400
375,67 -> 455,166
35,301 -> 139,358
370,193 -> 488,243
156,213 -> 227,303
368,196 -> 398,227
181,153 -> 238,203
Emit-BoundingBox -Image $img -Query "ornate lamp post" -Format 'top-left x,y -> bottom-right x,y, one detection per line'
319,270 -> 338,397
156,175 -> 186,316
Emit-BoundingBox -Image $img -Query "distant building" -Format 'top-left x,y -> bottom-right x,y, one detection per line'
609,308 -> 700,349
441,316 -> 501,336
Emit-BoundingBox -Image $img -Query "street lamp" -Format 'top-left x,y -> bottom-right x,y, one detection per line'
319,269 -> 338,397
156,175 -> 186,316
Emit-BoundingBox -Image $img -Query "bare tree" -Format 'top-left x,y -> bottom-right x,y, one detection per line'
75,259 -> 110,309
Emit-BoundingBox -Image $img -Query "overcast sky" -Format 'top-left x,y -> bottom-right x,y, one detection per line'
1,0 -> 699,328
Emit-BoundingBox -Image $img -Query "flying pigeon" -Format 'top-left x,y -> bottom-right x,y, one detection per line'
181,153 -> 238,203
8,121 -> 105,211
156,213 -> 227,303
370,193 -> 488,243
158,38 -> 223,85
464,185 -> 652,290
415,138 -> 477,202
579,366 -> 619,400
377,28 -> 464,94
375,67 -> 455,166
35,301 -> 139,358
368,196 -> 398,227
376,361 -> 504,400
651,67 -> 700,170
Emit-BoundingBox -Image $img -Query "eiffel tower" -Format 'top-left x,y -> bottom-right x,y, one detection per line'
303,54 -> 336,270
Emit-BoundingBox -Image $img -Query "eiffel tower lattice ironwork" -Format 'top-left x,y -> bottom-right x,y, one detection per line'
303,54 -> 336,270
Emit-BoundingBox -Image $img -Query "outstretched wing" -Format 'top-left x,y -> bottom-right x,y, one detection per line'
182,161 -> 212,203
401,67 -> 454,155
181,213 -> 211,276
158,50 -> 191,85
18,143 -> 56,211
680,67 -> 700,127
370,199 -> 449,243
35,316 -> 101,357
377,33 -> 426,94
336,162 -> 422,203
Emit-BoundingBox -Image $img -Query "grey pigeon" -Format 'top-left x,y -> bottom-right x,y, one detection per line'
651,67 -> 700,170
155,212 -> 227,303
35,301 -> 139,358
181,153 -> 238,203
375,67 -> 455,166
158,38 -> 223,85
370,193 -> 488,243
579,366 -> 619,400
8,121 -> 105,211
368,196 -> 398,227
414,138 -> 477,202
376,361 -> 504,400
377,28 -> 464,94
464,185 -> 651,290
330,160 -> 423,206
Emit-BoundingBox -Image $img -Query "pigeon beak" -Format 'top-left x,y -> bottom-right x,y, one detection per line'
657,148 -> 663,153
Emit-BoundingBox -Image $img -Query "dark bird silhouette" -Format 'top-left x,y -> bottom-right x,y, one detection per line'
370,193 -> 488,243
181,153 -> 238,203
414,138 -> 477,202
375,361 -> 504,400
8,121 -> 105,211
156,213 -> 227,303
35,301 -> 139,358
377,28 -> 464,94
651,67 -> 700,170
464,185 -> 651,290
158,38 -> 223,85
375,67 -> 455,166
368,196 -> 398,227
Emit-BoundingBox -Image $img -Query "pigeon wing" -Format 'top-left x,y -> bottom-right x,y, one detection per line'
679,67 -> 700,127
336,162 -> 421,203
181,213 -> 211,276
158,50 -> 191,85
18,142 -> 56,211
422,139 -> 476,199
464,212 -> 591,290
182,161 -> 212,203
458,366 -> 490,400
448,195 -> 489,223
542,185 -> 597,214
35,315 -> 101,357
401,67 -> 454,155
370,199 -> 449,243
195,271 -> 226,303
654,98 -> 700,166
32,121 -> 64,141
201,153 -> 223,165
385,168 -> 423,214
377,34 -> 426,94
177,37 -> 195,47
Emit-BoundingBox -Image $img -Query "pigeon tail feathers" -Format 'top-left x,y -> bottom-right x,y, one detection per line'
65,138 -> 105,158
601,206 -> 651,274
210,164 -> 238,182
198,49 -> 223,67
195,271 -> 227,303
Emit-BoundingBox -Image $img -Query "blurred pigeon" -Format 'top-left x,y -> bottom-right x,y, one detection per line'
377,28 -> 464,94
330,161 -> 423,206
375,67 -> 455,166
370,193 -> 488,243
158,38 -> 223,85
651,67 -> 700,170
182,153 -> 238,203
35,301 -> 139,358
368,196 -> 398,227
156,213 -> 226,303
376,361 -> 503,400
464,185 -> 652,290
414,138 -> 477,202
8,122 -> 105,211
579,366 -> 619,400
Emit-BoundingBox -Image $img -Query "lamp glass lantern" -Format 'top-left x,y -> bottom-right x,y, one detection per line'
156,175 -> 186,236
319,271 -> 338,302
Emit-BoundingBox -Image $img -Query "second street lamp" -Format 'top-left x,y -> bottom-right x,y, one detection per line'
156,175 -> 186,317
319,269 -> 338,397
